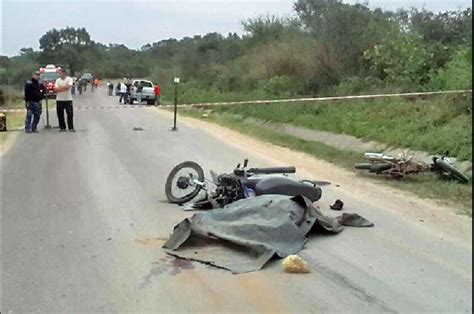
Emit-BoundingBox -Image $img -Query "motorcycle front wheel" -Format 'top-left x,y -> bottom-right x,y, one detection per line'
165,161 -> 205,204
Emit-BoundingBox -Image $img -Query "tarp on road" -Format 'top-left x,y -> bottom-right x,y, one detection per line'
163,195 -> 373,273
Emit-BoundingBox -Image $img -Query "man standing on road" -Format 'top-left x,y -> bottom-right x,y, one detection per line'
54,68 -> 75,132
136,82 -> 143,104
24,71 -> 45,133
119,82 -> 127,103
154,83 -> 161,106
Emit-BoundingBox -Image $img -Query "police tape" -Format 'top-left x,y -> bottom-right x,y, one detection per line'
161,89 -> 473,108
2,89 -> 472,113
0,105 -> 156,113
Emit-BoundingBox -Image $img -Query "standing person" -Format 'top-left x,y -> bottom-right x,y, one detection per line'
78,82 -> 83,95
54,68 -> 75,132
108,81 -> 114,96
136,82 -> 143,104
119,82 -> 127,104
71,78 -> 76,96
24,71 -> 45,133
154,83 -> 161,106
125,80 -> 132,104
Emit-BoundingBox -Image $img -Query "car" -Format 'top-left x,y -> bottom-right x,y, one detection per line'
80,73 -> 93,83
39,65 -> 61,99
129,80 -> 156,105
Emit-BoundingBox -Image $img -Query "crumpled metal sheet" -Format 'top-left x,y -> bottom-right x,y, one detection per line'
163,195 -> 373,273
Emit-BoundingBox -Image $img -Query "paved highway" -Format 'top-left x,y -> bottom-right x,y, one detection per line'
1,87 -> 471,313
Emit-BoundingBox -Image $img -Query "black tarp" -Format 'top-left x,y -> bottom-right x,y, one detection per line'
163,195 -> 373,273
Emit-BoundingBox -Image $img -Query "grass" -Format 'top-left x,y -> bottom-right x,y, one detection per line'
206,94 -> 473,162
178,107 -> 472,217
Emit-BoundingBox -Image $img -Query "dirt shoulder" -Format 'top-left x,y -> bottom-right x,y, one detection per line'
156,109 -> 472,248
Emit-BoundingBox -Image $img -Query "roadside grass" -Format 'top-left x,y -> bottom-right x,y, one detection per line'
178,107 -> 472,217
207,94 -> 473,162
0,112 -> 24,146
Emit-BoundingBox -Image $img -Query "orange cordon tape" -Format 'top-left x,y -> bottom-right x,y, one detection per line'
2,89 -> 471,112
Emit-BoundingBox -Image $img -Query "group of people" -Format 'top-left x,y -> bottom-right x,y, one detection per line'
111,80 -> 161,106
24,69 -> 75,133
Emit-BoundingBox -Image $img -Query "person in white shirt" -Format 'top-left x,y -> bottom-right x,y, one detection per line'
119,82 -> 127,104
54,68 -> 75,132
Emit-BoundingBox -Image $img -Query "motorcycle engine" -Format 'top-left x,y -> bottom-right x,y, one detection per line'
215,174 -> 245,204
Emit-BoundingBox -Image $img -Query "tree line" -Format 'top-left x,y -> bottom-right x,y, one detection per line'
1,0 -> 472,100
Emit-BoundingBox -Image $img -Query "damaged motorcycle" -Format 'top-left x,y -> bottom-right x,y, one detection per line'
165,159 -> 323,209
355,152 -> 470,183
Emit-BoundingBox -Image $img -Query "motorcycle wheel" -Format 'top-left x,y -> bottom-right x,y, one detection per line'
433,158 -> 469,184
165,161 -> 205,204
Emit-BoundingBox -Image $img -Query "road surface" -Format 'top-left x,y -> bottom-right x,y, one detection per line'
1,87 -> 472,313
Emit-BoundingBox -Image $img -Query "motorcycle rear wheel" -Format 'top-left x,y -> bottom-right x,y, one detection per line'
433,158 -> 469,184
165,161 -> 205,204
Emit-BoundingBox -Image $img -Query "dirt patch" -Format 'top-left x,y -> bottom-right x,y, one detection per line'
155,109 -> 472,248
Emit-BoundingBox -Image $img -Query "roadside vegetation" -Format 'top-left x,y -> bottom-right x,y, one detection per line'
1,1 -> 472,100
0,87 -> 25,146
204,94 -> 473,162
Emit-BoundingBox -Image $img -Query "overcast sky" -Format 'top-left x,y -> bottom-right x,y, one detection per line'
1,0 -> 472,56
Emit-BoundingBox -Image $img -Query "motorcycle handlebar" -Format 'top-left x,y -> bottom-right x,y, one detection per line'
247,167 -> 296,174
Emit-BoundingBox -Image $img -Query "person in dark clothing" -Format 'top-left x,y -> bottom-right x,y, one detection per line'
125,80 -> 132,104
108,81 -> 114,96
24,71 -> 45,133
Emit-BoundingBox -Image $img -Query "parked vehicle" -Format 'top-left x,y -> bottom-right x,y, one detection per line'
80,73 -> 93,83
355,152 -> 469,183
165,159 -> 323,209
129,80 -> 155,105
39,64 -> 61,99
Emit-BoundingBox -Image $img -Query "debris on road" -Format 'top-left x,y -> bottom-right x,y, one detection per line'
282,255 -> 311,273
337,213 -> 374,227
330,199 -> 344,211
164,195 -> 373,273
133,127 -> 144,131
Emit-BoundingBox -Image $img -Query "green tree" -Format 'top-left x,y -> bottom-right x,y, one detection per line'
294,0 -> 396,76
363,33 -> 434,86
38,27 -> 93,75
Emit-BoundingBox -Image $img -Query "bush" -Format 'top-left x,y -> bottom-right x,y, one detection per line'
263,76 -> 302,96
0,85 -> 23,107
427,47 -> 472,90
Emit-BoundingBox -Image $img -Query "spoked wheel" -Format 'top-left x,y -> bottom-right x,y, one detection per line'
433,158 -> 469,184
165,161 -> 205,204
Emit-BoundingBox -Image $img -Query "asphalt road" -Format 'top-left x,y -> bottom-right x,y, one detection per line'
1,87 -> 472,313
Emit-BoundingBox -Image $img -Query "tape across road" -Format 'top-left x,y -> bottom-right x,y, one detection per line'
0,104 -> 155,113
2,89 -> 472,113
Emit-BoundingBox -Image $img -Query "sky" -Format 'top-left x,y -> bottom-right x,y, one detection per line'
1,0 -> 472,56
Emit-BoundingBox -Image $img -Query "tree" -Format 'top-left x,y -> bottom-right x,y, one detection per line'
364,33 -> 434,85
38,27 -> 94,75
294,0 -> 397,76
